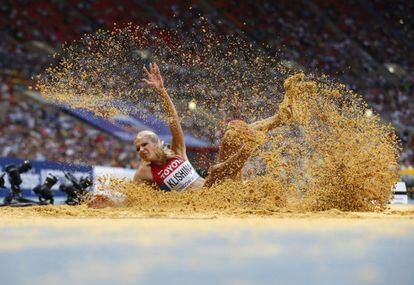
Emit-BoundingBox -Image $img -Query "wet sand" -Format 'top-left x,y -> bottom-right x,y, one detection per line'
0,205 -> 413,285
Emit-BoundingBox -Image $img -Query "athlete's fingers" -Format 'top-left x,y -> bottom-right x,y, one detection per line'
143,79 -> 152,85
154,63 -> 160,75
150,62 -> 154,73
143,66 -> 150,77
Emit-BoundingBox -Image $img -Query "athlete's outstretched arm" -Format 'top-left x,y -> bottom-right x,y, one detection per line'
143,63 -> 186,157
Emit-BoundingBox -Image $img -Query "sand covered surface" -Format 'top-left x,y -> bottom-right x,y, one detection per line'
0,204 -> 413,220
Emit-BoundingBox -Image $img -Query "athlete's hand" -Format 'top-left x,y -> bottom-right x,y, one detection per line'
143,62 -> 164,91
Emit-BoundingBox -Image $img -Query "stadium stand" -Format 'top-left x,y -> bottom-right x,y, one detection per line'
0,0 -> 413,169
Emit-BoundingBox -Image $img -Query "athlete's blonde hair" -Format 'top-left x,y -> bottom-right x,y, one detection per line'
134,130 -> 177,161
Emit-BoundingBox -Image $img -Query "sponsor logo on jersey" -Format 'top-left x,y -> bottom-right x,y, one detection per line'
158,159 -> 199,191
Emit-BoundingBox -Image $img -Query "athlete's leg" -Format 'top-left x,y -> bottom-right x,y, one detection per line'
204,122 -> 266,187
248,72 -> 305,132
218,105 -> 292,163
248,84 -> 296,132
248,106 -> 292,132
217,120 -> 259,162
207,79 -> 297,187
204,144 -> 257,187
217,121 -> 244,163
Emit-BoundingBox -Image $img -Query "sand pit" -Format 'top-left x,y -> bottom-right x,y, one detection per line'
0,205 -> 413,285
0,203 -> 413,219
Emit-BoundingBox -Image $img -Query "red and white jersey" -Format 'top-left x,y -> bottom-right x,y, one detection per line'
150,157 -> 201,192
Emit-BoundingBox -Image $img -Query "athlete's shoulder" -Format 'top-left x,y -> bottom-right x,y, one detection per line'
133,163 -> 153,184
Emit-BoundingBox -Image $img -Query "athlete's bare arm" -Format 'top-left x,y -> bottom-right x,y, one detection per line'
143,63 -> 187,159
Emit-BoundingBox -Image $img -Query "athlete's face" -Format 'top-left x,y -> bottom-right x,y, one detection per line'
135,136 -> 160,162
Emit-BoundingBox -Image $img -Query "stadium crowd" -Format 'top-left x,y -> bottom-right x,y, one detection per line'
0,74 -> 138,168
0,0 -> 413,168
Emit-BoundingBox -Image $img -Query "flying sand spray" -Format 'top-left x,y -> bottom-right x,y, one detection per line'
36,23 -> 399,213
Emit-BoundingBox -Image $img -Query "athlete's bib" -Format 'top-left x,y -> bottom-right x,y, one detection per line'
150,157 -> 201,192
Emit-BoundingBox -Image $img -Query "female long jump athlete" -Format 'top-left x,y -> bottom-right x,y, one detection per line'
134,63 -> 292,190
88,63 -> 292,207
